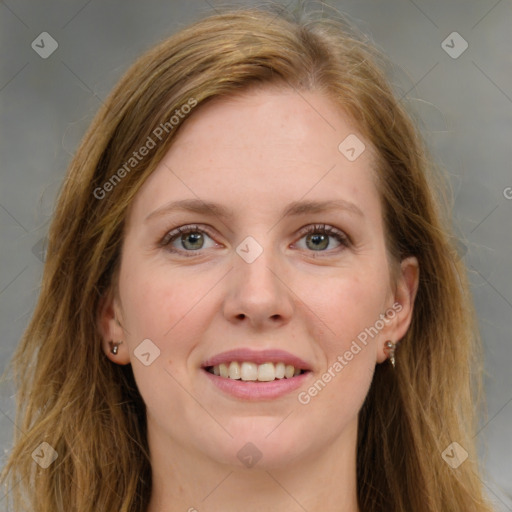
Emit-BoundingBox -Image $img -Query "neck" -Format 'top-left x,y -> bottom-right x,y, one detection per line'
146,419 -> 360,512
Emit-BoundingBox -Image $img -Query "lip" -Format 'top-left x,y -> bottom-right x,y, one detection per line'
201,348 -> 312,370
202,368 -> 311,400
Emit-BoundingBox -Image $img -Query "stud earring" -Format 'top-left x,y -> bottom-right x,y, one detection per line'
384,340 -> 397,368
109,340 -> 123,355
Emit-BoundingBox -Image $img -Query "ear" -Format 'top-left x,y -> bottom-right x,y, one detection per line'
97,289 -> 130,365
376,256 -> 420,363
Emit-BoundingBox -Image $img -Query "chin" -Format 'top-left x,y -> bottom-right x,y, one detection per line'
206,418 -> 311,469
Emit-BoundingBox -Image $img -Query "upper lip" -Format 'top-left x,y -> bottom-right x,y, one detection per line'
202,348 -> 312,371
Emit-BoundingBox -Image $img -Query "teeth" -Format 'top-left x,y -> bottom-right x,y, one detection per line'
219,363 -> 229,378
208,361 -> 305,381
275,362 -> 285,379
240,362 -> 258,381
228,361 -> 241,380
258,362 -> 275,382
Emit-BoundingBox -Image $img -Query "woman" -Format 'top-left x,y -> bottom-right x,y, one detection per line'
0,3 -> 495,511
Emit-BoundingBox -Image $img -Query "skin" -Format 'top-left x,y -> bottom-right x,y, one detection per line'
99,86 -> 419,512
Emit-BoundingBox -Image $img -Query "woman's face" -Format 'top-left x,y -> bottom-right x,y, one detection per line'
101,87 -> 417,469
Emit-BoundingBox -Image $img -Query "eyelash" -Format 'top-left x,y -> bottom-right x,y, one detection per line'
159,223 -> 350,258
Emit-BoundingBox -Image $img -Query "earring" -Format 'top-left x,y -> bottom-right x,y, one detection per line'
384,340 -> 396,368
109,340 -> 122,355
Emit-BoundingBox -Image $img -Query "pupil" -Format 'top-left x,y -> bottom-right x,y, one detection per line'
308,233 -> 328,250
183,232 -> 203,249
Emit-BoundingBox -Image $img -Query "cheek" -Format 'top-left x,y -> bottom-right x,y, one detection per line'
118,253 -> 219,394
118,253 -> 209,340
294,274 -> 382,437
297,264 -> 387,399
117,256 -> 210,428
310,267 -> 389,346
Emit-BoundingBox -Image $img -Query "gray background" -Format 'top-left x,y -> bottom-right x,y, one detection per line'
0,0 -> 511,510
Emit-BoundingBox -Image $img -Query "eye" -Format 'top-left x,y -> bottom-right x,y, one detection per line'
159,224 -> 218,255
159,223 -> 350,257
294,224 -> 350,255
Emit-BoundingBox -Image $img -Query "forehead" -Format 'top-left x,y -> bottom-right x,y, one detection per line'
172,86 -> 364,156
128,87 -> 379,225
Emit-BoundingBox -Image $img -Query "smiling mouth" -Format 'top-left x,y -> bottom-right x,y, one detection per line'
204,361 -> 310,382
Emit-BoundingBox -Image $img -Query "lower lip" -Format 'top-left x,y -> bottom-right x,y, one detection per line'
202,368 -> 311,400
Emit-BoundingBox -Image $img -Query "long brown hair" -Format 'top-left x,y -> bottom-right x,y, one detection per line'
1,3 -> 494,511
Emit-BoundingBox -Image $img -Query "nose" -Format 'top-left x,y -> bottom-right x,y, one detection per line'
222,241 -> 294,330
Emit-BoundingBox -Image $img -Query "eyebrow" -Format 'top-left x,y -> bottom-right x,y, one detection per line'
145,198 -> 364,222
